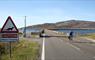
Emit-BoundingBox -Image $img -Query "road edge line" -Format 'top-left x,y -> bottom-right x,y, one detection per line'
41,34 -> 45,60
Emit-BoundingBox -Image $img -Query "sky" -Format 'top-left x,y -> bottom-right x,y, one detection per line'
0,0 -> 95,28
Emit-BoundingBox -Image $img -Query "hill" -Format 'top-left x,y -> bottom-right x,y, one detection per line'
19,20 -> 95,31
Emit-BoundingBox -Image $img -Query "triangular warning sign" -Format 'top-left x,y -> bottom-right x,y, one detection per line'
1,16 -> 18,33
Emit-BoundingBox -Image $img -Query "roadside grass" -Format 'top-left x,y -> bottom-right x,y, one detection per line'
81,33 -> 95,39
1,39 -> 40,60
31,35 -> 39,38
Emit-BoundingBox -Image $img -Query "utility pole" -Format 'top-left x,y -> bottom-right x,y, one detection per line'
23,16 -> 26,37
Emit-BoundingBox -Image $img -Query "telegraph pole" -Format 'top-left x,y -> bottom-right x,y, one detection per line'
23,16 -> 26,37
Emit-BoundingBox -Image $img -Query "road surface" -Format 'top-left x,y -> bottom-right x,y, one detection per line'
43,30 -> 95,60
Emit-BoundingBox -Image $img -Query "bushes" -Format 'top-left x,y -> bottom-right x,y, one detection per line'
0,43 -> 7,55
0,43 -> 12,55
0,45 -> 6,55
19,32 -> 23,37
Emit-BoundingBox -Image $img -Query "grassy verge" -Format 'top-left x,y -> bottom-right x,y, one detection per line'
1,39 -> 40,60
81,33 -> 95,39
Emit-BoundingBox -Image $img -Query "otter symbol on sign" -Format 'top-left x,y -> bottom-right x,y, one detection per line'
6,27 -> 14,31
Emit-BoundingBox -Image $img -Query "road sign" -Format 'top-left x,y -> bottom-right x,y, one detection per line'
1,16 -> 18,33
0,16 -> 19,42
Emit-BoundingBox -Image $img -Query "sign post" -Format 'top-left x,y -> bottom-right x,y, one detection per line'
9,42 -> 12,60
0,16 -> 19,60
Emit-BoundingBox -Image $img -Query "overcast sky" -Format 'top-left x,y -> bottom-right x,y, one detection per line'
0,0 -> 95,28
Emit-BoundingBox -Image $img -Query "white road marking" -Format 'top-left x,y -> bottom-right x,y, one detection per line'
66,42 -> 81,52
41,34 -> 45,60
70,44 -> 81,51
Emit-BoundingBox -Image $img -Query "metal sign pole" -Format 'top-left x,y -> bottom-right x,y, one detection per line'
9,41 -> 12,60
0,47 -> 1,60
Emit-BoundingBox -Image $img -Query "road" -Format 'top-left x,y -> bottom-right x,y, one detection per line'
43,30 -> 95,60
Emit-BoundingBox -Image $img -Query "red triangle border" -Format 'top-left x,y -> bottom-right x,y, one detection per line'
1,16 -> 19,33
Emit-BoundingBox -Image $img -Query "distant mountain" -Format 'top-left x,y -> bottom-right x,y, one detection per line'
19,20 -> 95,32
55,20 -> 95,28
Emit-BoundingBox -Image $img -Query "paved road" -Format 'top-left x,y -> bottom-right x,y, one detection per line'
44,30 -> 95,60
